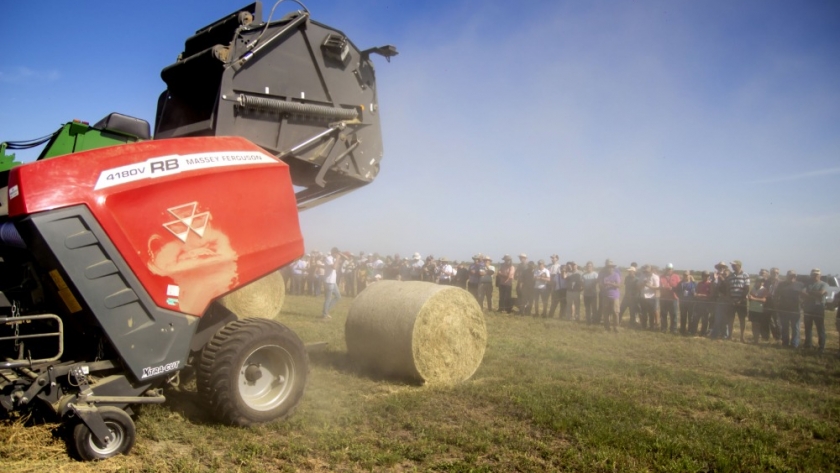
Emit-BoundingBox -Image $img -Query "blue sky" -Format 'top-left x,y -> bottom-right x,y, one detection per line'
2,1 -> 839,274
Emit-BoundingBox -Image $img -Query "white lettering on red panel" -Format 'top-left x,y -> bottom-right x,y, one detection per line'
93,151 -> 278,190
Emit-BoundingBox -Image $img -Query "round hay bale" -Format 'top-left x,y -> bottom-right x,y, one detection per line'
218,270 -> 285,320
345,281 -> 487,384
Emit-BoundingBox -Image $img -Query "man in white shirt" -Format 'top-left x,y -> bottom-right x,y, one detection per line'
438,257 -> 454,285
533,260 -> 551,317
321,247 -> 343,320
547,254 -> 564,318
639,264 -> 660,330
291,256 -> 308,295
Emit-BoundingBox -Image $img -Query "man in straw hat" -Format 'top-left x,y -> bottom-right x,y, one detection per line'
725,260 -> 750,343
478,256 -> 496,311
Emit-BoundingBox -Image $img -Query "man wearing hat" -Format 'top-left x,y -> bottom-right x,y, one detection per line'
801,268 -> 829,352
619,265 -> 640,327
600,259 -> 621,331
410,252 -> 424,281
725,260 -> 750,342
467,255 -> 484,302
478,256 -> 496,311
497,255 -> 516,313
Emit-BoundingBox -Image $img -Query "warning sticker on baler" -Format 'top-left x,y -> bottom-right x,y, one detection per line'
93,151 -> 278,190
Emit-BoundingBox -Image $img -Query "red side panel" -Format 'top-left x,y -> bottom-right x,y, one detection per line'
8,137 -> 304,316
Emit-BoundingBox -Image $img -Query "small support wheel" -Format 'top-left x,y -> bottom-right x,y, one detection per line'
197,318 -> 308,426
71,406 -> 136,461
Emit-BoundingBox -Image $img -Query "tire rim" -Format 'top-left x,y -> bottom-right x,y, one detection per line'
88,421 -> 124,456
239,344 -> 295,411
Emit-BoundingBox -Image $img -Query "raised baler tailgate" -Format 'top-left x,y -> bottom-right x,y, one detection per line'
8,137 -> 303,316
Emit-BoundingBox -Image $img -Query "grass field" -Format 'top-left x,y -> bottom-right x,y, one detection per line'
2,290 -> 839,472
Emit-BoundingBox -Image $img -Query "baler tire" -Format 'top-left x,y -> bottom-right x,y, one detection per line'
196,318 -> 308,426
71,407 -> 136,461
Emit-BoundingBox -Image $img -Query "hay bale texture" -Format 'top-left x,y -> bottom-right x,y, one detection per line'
218,270 -> 285,320
345,281 -> 487,384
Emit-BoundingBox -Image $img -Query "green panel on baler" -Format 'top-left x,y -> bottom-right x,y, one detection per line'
40,122 -> 143,160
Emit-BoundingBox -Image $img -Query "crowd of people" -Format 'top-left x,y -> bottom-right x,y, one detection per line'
283,250 -> 840,354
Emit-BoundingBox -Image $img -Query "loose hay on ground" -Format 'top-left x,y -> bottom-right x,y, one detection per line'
345,281 -> 487,384
217,270 -> 285,320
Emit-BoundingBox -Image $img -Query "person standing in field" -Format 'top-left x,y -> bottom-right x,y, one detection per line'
747,270 -> 770,342
320,247 -> 343,321
291,256 -> 308,295
515,254 -> 529,313
691,271 -> 713,336
619,265 -> 640,327
547,255 -> 563,318
600,259 -> 621,332
710,262 -> 731,339
410,252 -> 424,281
801,268 -> 829,353
565,262 -> 583,321
726,260 -> 750,343
775,270 -> 803,348
467,255 -> 483,302
497,255 -> 516,313
677,271 -> 696,335
659,263 -> 681,334
478,256 -> 496,311
582,261 -> 599,325
519,261 -> 536,315
765,267 -> 782,340
532,259 -> 551,317
835,292 -> 840,356
551,263 -> 569,319
343,256 -> 356,296
438,257 -> 454,285
639,265 -> 660,330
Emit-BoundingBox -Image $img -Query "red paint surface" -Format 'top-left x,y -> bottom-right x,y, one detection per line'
8,137 -> 304,316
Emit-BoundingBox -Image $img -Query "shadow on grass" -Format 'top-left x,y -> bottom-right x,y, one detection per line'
308,349 -> 422,386
735,353 -> 840,387
160,386 -> 217,426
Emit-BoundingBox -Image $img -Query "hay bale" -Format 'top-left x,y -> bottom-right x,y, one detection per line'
218,270 -> 285,320
345,281 -> 487,384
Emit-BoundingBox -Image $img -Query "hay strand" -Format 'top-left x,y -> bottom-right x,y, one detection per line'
345,281 -> 487,384
218,270 -> 285,320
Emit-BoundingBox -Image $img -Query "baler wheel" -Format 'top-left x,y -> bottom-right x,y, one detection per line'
197,318 -> 308,425
71,407 -> 136,461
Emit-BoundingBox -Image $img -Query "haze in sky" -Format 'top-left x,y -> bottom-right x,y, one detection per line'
2,1 -> 839,274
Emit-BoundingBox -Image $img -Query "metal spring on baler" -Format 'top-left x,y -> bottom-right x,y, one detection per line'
237,94 -> 358,120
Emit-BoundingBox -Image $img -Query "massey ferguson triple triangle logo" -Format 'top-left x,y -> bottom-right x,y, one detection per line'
163,202 -> 210,243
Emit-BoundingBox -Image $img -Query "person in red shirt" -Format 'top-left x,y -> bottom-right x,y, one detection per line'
659,263 -> 682,334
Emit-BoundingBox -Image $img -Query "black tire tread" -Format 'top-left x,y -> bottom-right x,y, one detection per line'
196,318 -> 308,426
71,406 -> 136,461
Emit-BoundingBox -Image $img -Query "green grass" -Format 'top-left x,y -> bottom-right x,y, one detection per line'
2,292 -> 839,472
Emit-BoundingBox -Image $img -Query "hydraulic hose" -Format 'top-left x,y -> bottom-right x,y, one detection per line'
0,222 -> 25,248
